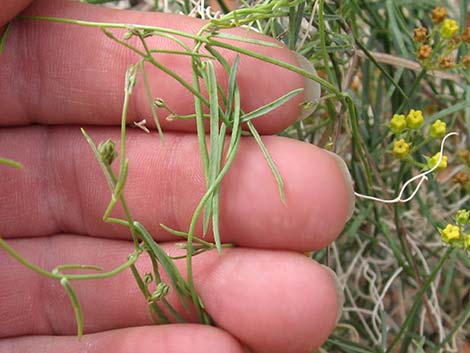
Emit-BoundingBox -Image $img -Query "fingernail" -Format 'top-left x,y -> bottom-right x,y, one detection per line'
325,151 -> 355,221
294,53 -> 321,121
321,265 -> 344,325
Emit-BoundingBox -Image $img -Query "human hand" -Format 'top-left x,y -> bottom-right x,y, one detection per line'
0,1 -> 354,352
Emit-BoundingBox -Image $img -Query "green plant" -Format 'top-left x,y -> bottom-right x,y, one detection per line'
1,0 -> 469,352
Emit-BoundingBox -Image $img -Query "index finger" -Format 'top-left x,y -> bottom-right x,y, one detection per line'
0,0 -> 319,134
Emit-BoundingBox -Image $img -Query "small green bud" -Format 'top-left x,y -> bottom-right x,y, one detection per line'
153,98 -> 166,108
464,234 -> 470,250
430,119 -> 446,138
150,282 -> 170,301
98,139 -> 117,166
144,273 -> 153,284
455,209 -> 470,225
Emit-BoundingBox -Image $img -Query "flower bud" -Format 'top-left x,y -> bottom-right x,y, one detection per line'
431,7 -> 447,24
429,119 -> 446,138
389,114 -> 407,134
440,224 -> 460,243
427,152 -> 448,171
406,109 -> 424,129
417,45 -> 432,60
413,27 -> 428,42
98,139 -> 117,166
440,19 -> 459,39
392,139 -> 410,158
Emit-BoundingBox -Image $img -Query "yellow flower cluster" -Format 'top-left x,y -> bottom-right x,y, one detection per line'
388,110 -> 418,159
439,209 -> 470,251
412,6 -> 469,70
440,19 -> 459,39
388,109 -> 449,167
389,109 -> 425,134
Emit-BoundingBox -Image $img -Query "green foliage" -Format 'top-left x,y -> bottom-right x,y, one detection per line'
1,0 -> 469,352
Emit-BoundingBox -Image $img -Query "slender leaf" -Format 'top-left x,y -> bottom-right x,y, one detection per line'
240,88 -> 303,123
247,121 -> 285,204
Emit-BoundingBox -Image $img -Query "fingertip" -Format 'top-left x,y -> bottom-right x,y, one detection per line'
0,325 -> 245,353
199,249 -> 339,353
221,137 -> 354,250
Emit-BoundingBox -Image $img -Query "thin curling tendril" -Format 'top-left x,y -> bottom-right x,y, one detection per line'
354,132 -> 458,204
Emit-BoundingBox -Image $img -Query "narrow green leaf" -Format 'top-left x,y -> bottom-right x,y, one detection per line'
213,32 -> 282,48
148,49 -> 215,59
247,121 -> 285,204
160,223 -> 217,248
240,88 -> 303,123
328,335 -> 376,353
60,278 -> 84,340
385,0 -> 407,56
212,123 -> 227,255
134,222 -> 192,312
0,157 -> 23,169
202,61 -> 221,236
428,101 -> 467,122
287,2 -> 305,50
192,62 -> 210,183
227,86 -> 241,158
225,55 -> 240,123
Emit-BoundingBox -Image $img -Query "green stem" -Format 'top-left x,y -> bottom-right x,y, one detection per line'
0,238 -> 140,280
0,157 -> 23,169
19,16 -> 207,42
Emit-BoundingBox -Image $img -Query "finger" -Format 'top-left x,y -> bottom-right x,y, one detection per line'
0,126 -> 354,251
0,0 -> 32,27
0,235 -> 341,353
0,325 -> 244,353
0,0 -> 317,134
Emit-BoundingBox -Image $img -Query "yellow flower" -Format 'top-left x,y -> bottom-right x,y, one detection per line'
455,209 -> 470,225
392,139 -> 410,158
389,114 -> 407,134
440,19 -> 459,39
464,234 -> 470,250
406,109 -> 424,129
440,224 -> 460,243
427,152 -> 448,171
430,119 -> 446,138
